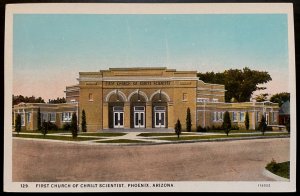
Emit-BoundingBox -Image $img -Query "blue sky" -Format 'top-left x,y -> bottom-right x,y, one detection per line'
13,14 -> 289,100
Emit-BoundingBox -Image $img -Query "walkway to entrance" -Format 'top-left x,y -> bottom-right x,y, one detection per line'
102,128 -> 174,133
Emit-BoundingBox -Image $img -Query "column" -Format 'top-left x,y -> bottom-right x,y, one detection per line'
103,102 -> 109,129
168,102 -> 174,129
124,102 -> 130,129
146,102 -> 152,128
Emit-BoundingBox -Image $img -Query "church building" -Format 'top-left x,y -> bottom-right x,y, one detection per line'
13,67 -> 280,132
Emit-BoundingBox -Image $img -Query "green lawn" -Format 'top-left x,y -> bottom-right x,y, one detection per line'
13,133 -> 102,141
151,132 -> 289,141
79,132 -> 127,137
206,130 -> 262,133
96,139 -> 151,143
14,130 -> 71,134
137,132 -> 196,137
266,161 -> 290,179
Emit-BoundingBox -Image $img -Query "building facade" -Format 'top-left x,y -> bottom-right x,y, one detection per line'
13,67 -> 280,132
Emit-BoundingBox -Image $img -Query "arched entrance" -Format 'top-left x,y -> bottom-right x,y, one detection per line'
151,91 -> 169,128
129,90 -> 148,128
107,90 -> 126,128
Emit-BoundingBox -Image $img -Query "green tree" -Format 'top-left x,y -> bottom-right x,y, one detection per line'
175,119 -> 182,138
245,111 -> 250,130
222,111 -> 231,136
41,120 -> 48,137
270,92 -> 290,107
186,107 -> 192,132
81,109 -> 87,132
197,67 -> 272,102
71,112 -> 78,139
37,107 -> 42,131
15,114 -> 21,134
255,93 -> 269,102
258,115 -> 267,135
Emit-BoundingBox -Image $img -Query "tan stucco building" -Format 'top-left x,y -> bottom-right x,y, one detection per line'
13,67 -> 280,132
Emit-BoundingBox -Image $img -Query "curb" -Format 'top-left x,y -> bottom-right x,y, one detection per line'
262,168 -> 289,182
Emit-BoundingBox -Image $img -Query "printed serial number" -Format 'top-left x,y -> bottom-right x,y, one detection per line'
21,184 -> 28,188
258,184 -> 271,187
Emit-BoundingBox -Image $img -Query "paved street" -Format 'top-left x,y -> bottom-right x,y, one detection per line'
12,138 -> 289,182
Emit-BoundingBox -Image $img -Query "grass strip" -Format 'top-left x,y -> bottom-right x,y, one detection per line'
96,139 -> 151,143
137,132 -> 196,137
13,134 -> 102,141
79,132 -> 127,137
266,161 -> 290,179
151,132 -> 289,141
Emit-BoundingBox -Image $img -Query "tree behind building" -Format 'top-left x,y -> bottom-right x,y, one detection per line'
81,109 -> 87,132
71,112 -> 78,139
186,107 -> 192,132
222,111 -> 231,136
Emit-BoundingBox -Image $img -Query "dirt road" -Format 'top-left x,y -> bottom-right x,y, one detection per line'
12,138 -> 289,182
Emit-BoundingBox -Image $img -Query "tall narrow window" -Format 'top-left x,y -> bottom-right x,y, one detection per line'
182,93 -> 188,101
239,112 -> 245,122
27,112 -> 31,123
89,93 -> 93,101
232,112 -> 237,122
20,114 -> 25,126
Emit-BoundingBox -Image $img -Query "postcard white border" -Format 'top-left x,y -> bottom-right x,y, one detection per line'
4,3 -> 296,192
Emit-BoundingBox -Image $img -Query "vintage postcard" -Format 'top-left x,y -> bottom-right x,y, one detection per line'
4,3 -> 296,192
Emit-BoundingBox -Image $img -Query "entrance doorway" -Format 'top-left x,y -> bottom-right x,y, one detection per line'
154,106 -> 166,128
134,106 -> 145,128
113,106 -> 124,128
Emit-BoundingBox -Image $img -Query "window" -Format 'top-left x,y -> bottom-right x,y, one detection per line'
48,112 -> 56,122
182,93 -> 188,101
213,112 -> 217,121
20,113 -> 25,126
89,93 -> 93,101
27,112 -> 31,123
154,106 -> 166,111
197,98 -> 209,103
256,112 -> 260,122
272,112 -> 277,122
217,112 -> 223,121
62,112 -> 72,122
41,113 -> 48,122
239,112 -> 245,122
232,112 -> 237,122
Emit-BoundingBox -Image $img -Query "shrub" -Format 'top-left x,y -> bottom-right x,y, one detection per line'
266,159 -> 280,173
258,115 -> 267,135
245,111 -> 250,130
231,124 -> 239,130
186,107 -> 192,132
71,112 -> 78,139
47,121 -> 58,130
81,109 -> 87,132
175,119 -> 182,138
63,123 -> 71,131
222,111 -> 231,136
41,120 -> 49,137
197,126 -> 205,132
15,114 -> 21,134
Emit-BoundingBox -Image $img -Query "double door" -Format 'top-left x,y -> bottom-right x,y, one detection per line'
134,106 -> 145,128
113,108 -> 124,128
154,106 -> 166,128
